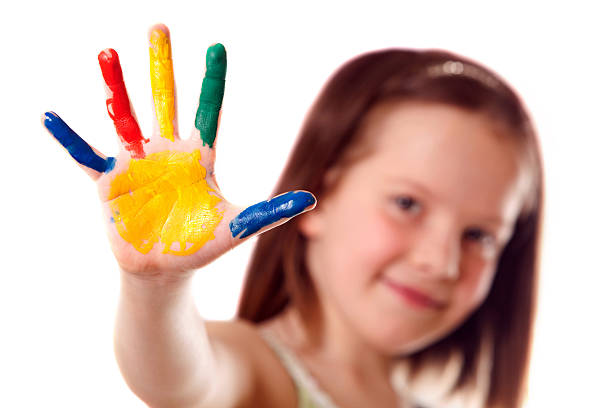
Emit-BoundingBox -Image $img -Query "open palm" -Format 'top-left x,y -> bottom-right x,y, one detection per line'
43,24 -> 315,278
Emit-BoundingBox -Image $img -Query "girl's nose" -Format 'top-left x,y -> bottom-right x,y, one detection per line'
405,224 -> 460,281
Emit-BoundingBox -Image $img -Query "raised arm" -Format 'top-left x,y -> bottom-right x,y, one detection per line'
115,269 -> 216,407
43,24 -> 315,407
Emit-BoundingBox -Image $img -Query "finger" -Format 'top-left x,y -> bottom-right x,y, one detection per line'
98,48 -> 149,159
42,111 -> 116,177
194,43 -> 226,148
229,191 -> 317,240
149,24 -> 178,141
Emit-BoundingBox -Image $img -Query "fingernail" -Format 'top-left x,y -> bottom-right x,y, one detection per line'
98,48 -> 124,85
206,43 -> 226,79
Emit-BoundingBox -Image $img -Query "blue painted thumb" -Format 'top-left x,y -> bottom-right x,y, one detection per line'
229,191 -> 316,239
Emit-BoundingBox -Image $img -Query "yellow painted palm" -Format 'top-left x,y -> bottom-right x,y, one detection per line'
107,149 -> 222,256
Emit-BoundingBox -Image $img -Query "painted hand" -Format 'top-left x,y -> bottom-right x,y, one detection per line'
42,24 -> 316,277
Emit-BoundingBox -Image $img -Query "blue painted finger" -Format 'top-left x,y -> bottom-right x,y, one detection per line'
230,191 -> 316,239
44,111 -> 116,173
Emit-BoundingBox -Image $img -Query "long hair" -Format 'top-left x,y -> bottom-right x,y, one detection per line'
237,49 -> 543,408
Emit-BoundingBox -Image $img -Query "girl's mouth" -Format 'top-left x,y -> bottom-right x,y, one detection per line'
382,278 -> 447,310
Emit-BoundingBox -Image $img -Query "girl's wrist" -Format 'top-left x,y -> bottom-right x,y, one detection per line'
119,268 -> 196,306
119,266 -> 195,287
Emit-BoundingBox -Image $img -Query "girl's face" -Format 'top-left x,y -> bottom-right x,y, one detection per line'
300,101 -> 528,354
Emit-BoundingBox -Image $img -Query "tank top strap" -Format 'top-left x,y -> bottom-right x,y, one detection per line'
259,328 -> 341,408
259,328 -> 419,408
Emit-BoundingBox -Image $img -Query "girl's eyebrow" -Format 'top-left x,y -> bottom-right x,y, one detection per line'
476,216 -> 505,227
384,176 -> 439,199
385,175 -> 508,226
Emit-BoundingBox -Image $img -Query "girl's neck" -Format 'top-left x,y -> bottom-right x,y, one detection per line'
268,303 -> 394,382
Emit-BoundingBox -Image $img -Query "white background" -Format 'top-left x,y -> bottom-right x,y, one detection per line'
2,1 -> 611,406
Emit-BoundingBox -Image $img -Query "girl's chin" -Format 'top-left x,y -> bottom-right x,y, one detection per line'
352,297 -> 446,353
360,316 -> 452,356
349,308 -> 463,357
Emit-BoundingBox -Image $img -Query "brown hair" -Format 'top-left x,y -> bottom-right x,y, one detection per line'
237,49 -> 543,407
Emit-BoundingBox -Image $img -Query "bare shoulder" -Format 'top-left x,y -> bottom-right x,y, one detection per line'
203,319 -> 296,408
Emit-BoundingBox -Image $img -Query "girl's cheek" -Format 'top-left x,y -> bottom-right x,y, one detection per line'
455,257 -> 496,307
361,219 -> 409,277
334,196 -> 387,247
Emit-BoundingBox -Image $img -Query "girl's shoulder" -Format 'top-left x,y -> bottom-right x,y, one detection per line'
205,319 -> 298,408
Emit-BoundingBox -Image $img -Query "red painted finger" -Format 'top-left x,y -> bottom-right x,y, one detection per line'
98,48 -> 149,158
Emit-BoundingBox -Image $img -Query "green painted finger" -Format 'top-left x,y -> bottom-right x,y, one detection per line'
195,43 -> 226,147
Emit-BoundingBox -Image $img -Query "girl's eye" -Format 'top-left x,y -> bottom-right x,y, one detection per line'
463,228 -> 496,248
394,196 -> 422,213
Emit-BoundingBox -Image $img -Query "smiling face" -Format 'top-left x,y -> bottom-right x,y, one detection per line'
299,100 -> 529,354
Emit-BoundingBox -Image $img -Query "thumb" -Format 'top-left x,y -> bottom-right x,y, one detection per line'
229,191 -> 316,241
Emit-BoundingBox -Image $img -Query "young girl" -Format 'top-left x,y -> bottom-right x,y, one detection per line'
43,24 -> 543,408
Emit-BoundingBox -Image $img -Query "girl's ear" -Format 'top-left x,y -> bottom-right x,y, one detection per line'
297,208 -> 323,238
298,166 -> 341,238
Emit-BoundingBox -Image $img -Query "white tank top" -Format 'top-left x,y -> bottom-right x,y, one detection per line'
259,329 -> 417,408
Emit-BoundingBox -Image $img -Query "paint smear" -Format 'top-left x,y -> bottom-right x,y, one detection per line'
195,43 -> 226,147
107,149 -> 223,255
44,111 -> 116,173
98,48 -> 149,158
230,191 -> 316,239
149,29 -> 175,141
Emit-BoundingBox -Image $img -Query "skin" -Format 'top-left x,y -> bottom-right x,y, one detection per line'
43,24 -> 528,408
42,24 -> 315,408
260,100 -> 529,406
43,24 -> 315,276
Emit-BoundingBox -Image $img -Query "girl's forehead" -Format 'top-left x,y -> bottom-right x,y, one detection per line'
362,101 -> 522,168
355,101 -> 527,219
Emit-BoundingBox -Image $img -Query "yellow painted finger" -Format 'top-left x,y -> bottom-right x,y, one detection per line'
149,27 -> 176,141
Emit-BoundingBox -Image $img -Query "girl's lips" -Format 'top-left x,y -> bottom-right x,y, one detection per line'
383,278 -> 447,309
